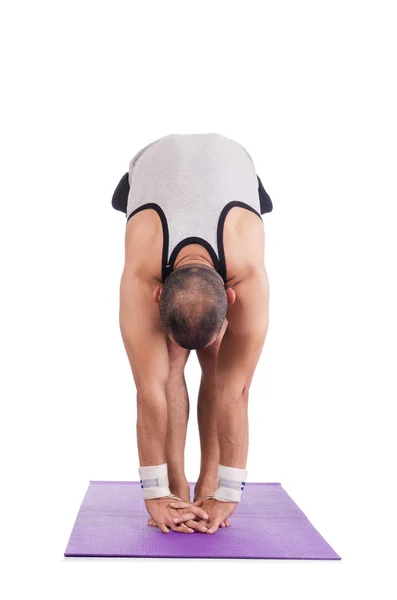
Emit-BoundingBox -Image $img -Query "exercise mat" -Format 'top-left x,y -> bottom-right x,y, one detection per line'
64,481 -> 340,559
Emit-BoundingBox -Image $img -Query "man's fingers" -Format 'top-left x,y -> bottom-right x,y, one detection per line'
170,522 -> 194,534
206,519 -> 221,534
171,507 -> 209,522
158,523 -> 169,534
169,499 -> 205,512
172,511 -> 198,523
188,506 -> 209,520
169,501 -> 190,509
173,512 -> 208,523
185,519 -> 208,533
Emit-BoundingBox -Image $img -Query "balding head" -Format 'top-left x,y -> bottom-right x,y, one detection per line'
159,265 -> 228,350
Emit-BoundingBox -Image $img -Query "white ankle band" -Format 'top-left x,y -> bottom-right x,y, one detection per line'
138,463 -> 171,500
212,464 -> 248,502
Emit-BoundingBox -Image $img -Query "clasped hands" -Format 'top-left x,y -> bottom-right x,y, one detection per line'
145,496 -> 237,534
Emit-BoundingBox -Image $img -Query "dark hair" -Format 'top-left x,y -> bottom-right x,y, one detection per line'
159,265 -> 227,350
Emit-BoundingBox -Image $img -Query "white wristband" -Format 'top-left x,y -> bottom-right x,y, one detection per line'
213,464 -> 248,502
138,463 -> 171,500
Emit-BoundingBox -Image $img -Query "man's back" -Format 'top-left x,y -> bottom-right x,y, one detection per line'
123,132 -> 267,286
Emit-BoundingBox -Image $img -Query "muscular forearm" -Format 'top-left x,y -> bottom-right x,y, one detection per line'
136,385 -> 168,466
216,387 -> 248,468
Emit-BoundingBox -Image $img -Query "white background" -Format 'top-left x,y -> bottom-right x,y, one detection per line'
1,0 -> 396,598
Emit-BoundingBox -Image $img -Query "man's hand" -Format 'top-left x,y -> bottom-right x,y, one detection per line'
170,498 -> 237,534
145,497 -> 209,534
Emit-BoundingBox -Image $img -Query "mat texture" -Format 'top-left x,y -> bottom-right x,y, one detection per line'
64,482 -> 340,559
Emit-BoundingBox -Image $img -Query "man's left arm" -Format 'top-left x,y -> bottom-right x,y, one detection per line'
215,265 -> 270,469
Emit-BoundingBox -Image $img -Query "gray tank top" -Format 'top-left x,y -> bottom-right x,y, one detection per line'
126,133 -> 263,283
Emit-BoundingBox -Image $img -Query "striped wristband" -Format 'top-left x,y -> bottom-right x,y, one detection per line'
212,464 -> 248,502
138,463 -> 172,500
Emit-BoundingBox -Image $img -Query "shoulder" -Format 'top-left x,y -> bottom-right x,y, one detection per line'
223,207 -> 266,286
124,209 -> 164,284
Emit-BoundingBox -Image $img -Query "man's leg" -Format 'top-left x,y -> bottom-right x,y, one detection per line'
194,319 -> 228,500
147,337 -> 191,528
164,337 -> 191,501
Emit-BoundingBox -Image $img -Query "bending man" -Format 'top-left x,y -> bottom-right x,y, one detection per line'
112,132 -> 272,534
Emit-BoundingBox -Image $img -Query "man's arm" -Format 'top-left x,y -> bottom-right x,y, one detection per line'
215,265 -> 270,468
119,268 -> 170,466
120,268 -> 209,532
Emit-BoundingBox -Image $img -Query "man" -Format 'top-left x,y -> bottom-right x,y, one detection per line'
112,133 -> 272,534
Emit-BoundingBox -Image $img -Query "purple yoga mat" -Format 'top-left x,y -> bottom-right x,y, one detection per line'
64,481 -> 340,559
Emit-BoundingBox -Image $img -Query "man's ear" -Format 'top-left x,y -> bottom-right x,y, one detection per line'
226,287 -> 236,305
153,285 -> 163,303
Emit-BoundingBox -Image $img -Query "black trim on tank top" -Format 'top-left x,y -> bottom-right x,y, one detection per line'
126,200 -> 263,285
217,201 -> 263,282
166,237 -> 222,282
126,203 -> 170,283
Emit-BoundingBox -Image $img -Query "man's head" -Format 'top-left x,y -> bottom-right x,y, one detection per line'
156,264 -> 229,350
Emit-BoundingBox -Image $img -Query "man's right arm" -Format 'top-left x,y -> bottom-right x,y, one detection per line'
119,268 -> 209,532
119,268 -> 170,466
